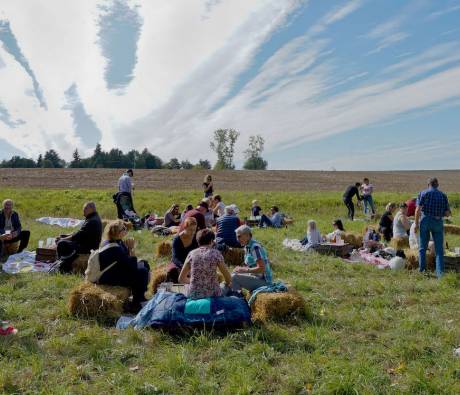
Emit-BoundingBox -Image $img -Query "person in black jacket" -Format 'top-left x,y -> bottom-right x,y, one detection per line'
342,183 -> 362,221
0,199 -> 30,256
97,220 -> 150,311
56,202 -> 102,272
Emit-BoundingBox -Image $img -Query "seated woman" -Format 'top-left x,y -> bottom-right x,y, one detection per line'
212,195 -> 226,218
231,225 -> 273,292
97,220 -> 150,311
202,198 -> 215,228
180,204 -> 193,222
0,199 -> 30,257
251,200 -> 262,218
393,203 -> 411,239
163,204 -> 181,227
379,202 -> 397,242
325,219 -> 345,242
300,220 -> 322,249
178,229 -> 232,299
166,217 -> 198,283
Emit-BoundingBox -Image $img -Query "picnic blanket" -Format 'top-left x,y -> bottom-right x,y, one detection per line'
345,249 -> 391,269
2,251 -> 52,274
36,217 -> 84,228
282,238 -> 307,252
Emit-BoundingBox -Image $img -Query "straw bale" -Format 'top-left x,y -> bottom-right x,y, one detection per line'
403,249 -> 435,271
72,254 -> 90,275
156,240 -> 172,258
68,282 -> 130,318
342,232 -> 363,249
444,224 -> 460,235
222,247 -> 244,267
3,241 -> 20,256
146,264 -> 168,297
390,237 -> 409,250
251,289 -> 307,322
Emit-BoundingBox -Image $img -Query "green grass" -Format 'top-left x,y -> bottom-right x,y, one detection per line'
0,188 -> 460,394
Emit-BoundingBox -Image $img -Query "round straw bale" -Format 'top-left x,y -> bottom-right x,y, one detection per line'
403,249 -> 436,271
444,224 -> 460,235
390,237 -> 409,250
146,264 -> 169,298
68,282 -> 130,318
222,247 -> 244,267
342,232 -> 363,248
3,241 -> 20,256
155,240 -> 172,258
250,289 -> 307,323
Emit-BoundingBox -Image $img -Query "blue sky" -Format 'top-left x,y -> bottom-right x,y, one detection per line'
0,0 -> 459,169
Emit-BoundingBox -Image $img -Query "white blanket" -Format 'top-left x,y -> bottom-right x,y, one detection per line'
283,238 -> 308,252
2,251 -> 52,274
36,217 -> 84,228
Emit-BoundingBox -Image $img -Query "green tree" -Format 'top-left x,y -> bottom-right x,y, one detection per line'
36,154 -> 43,168
69,149 -> 82,168
164,158 -> 181,169
91,143 -> 106,168
194,159 -> 212,169
210,128 -> 239,170
44,150 -> 64,168
243,135 -> 268,170
180,160 -> 193,169
0,156 -> 36,168
140,148 -> 162,169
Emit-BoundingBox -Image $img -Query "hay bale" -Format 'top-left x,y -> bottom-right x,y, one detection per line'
342,232 -> 363,249
146,264 -> 169,297
156,240 -> 172,258
72,254 -> 90,275
222,247 -> 244,267
444,224 -> 460,235
251,289 -> 307,322
3,241 -> 20,256
403,249 -> 435,271
68,282 -> 131,318
390,237 -> 409,250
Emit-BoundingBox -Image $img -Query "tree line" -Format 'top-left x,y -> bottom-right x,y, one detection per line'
0,129 -> 268,170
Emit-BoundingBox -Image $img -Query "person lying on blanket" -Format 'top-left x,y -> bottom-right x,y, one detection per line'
178,229 -> 232,299
231,225 -> 273,292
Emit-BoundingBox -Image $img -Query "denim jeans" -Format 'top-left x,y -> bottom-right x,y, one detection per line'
259,214 -> 273,227
362,195 -> 375,215
419,215 -> 444,277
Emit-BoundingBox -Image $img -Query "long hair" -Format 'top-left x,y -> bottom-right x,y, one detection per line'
103,220 -> 126,242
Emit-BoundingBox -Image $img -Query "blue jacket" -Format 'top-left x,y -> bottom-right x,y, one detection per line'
0,210 -> 22,235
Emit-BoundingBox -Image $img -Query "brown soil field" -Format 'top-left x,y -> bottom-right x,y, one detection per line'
0,168 -> 459,192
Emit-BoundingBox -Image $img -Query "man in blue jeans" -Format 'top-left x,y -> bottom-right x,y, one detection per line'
414,178 -> 451,278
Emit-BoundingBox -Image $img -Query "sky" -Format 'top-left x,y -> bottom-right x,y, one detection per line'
0,0 -> 459,170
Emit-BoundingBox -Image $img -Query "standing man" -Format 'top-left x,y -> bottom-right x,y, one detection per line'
414,178 -> 451,278
116,169 -> 135,216
342,182 -> 362,221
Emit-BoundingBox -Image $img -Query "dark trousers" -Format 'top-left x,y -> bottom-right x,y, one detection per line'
56,240 -> 79,273
379,227 -> 393,242
259,214 -> 273,227
3,230 -> 30,253
343,199 -> 354,220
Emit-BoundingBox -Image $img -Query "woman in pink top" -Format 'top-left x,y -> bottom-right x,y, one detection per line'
179,229 -> 232,299
361,178 -> 376,217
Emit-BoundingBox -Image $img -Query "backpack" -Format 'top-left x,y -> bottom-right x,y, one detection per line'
85,243 -> 119,283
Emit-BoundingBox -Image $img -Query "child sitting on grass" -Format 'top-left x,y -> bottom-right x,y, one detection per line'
301,220 -> 322,249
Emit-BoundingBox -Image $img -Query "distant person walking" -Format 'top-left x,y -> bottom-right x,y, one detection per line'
342,183 -> 362,221
203,175 -> 213,198
361,178 -> 376,218
117,169 -> 135,215
414,178 -> 451,278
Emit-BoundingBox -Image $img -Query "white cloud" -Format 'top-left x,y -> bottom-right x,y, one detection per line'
427,4 -> 460,20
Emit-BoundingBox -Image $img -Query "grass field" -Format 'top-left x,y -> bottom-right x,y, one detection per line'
1,188 -> 460,394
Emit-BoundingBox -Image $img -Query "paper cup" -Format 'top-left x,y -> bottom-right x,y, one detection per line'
38,240 -> 44,248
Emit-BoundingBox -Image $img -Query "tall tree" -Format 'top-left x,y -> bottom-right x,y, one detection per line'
180,160 -> 193,169
44,150 -> 64,168
140,148 -> 162,169
243,135 -> 268,170
91,143 -> 105,168
195,159 -> 212,169
69,149 -> 82,168
36,154 -> 43,168
164,158 -> 181,169
210,128 -> 239,170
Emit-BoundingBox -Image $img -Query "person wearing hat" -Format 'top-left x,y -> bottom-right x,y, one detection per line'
215,205 -> 242,249
180,201 -> 208,231
258,206 -> 283,228
117,169 -> 135,213
414,177 -> 451,277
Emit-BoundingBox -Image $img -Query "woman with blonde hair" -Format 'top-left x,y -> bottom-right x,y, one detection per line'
97,220 -> 150,312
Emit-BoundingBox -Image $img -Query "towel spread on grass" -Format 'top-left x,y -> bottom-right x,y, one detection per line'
2,251 -> 52,274
36,217 -> 84,228
248,281 -> 288,305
